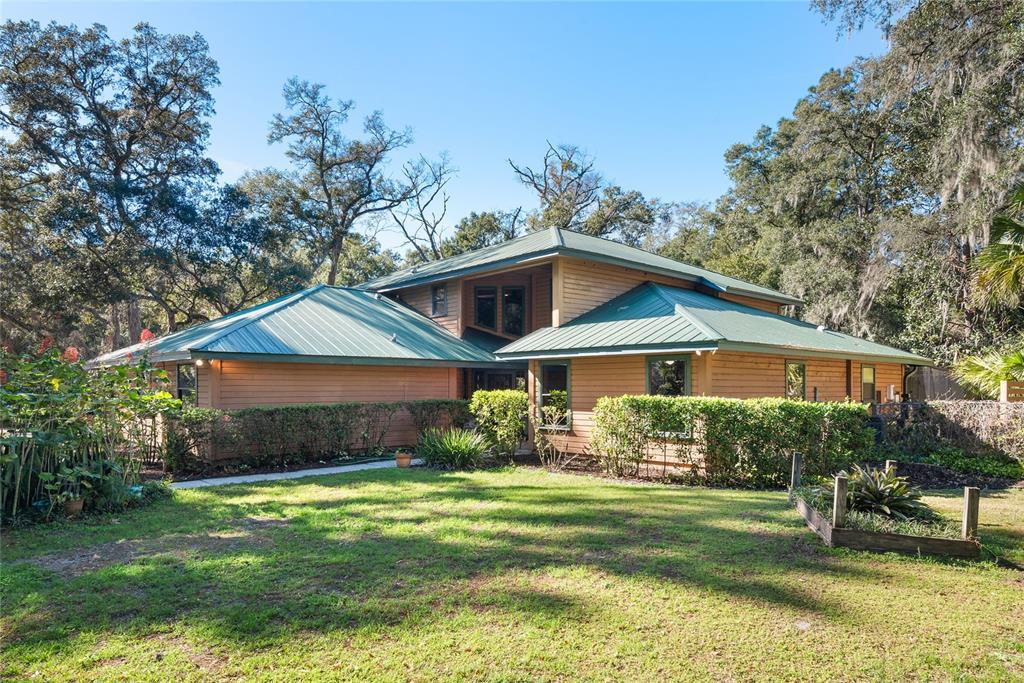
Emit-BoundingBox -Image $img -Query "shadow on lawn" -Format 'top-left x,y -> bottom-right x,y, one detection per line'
5,470 -> 883,652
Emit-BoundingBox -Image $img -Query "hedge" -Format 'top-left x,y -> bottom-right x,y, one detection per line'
591,395 -> 874,487
468,390 -> 529,460
165,399 -> 468,473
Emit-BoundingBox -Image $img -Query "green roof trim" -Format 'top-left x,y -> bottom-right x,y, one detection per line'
495,282 -> 932,366
359,227 -> 802,306
89,285 -> 506,368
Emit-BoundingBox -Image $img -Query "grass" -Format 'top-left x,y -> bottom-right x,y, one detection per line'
1,468 -> 1022,682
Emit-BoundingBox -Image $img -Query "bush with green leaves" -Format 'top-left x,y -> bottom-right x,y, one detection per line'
919,446 -> 1023,480
417,428 -> 489,469
469,390 -> 528,461
1,347 -> 179,522
165,399 -> 470,473
842,464 -> 935,521
591,395 -> 873,485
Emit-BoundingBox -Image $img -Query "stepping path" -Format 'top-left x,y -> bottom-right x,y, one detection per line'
170,458 -> 423,489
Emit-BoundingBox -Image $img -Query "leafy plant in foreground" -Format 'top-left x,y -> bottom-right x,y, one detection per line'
417,428 -> 489,470
842,464 -> 935,522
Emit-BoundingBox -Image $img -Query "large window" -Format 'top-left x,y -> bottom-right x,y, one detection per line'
861,365 -> 876,403
538,361 -> 570,429
647,356 -> 690,396
431,284 -> 447,317
647,356 -> 691,438
474,286 -> 496,329
176,363 -> 197,402
785,361 -> 806,400
502,286 -> 525,336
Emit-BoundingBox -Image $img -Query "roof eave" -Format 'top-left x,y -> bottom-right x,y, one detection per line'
715,341 -> 934,366
361,250 -> 559,292
495,342 -> 720,361
188,350 -> 515,369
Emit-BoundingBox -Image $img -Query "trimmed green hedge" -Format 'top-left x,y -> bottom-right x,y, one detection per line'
165,399 -> 468,473
591,395 -> 873,487
469,390 -> 529,460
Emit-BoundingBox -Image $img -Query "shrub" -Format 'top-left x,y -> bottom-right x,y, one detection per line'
469,390 -> 528,461
919,446 -> 1024,480
1,348 -> 179,522
164,399 -> 469,473
591,395 -> 873,486
418,428 -> 489,469
843,464 -> 935,521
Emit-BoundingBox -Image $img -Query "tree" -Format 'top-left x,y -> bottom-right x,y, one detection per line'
440,210 -> 522,258
509,142 -> 657,242
390,155 -> 457,263
973,185 -> 1024,311
0,20 -> 220,345
265,78 -> 423,285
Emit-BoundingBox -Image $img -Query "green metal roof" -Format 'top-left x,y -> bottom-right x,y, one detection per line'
359,227 -> 802,306
89,285 -> 505,368
495,282 -> 932,365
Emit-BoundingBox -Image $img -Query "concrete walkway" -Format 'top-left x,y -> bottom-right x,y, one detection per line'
170,458 -> 423,490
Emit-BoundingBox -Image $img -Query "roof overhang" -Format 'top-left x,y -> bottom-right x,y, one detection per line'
495,342 -> 721,361
188,350 -> 515,369
715,341 -> 934,367
362,248 -> 803,306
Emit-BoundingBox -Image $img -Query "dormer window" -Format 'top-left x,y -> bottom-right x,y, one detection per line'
431,284 -> 448,317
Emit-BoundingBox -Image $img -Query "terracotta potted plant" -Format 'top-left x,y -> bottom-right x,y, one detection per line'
395,449 -> 413,468
63,496 -> 85,516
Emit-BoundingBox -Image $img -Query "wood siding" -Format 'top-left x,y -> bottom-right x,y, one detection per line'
531,263 -> 553,330
558,257 -> 702,324
718,292 -> 782,314
395,281 -> 461,336
533,351 -> 904,456
198,360 -> 458,447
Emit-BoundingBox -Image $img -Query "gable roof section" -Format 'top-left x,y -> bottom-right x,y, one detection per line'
89,285 -> 505,368
495,282 -> 932,365
359,227 -> 802,306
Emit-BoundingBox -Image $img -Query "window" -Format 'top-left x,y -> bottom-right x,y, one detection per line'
647,357 -> 690,397
176,363 -> 197,402
431,284 -> 447,317
474,286 -> 496,329
861,366 -> 876,403
538,361 -> 570,429
502,286 -> 525,336
646,356 -> 692,438
785,361 -> 806,400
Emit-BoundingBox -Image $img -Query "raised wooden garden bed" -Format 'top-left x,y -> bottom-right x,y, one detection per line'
789,455 -> 981,559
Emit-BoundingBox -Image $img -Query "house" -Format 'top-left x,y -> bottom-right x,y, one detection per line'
92,227 -> 931,453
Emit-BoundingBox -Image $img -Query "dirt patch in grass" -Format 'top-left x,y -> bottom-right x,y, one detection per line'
147,632 -> 228,672
21,516 -> 291,578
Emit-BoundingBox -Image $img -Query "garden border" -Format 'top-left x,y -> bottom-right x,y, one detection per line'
789,453 -> 981,559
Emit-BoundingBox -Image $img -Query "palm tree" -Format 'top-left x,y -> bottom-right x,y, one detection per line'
953,350 -> 1024,399
974,184 -> 1024,310
954,187 -> 1024,398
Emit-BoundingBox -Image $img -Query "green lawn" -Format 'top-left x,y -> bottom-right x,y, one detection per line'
2,468 -> 1022,682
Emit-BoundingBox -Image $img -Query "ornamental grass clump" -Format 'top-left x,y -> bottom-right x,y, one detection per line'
417,428 -> 489,470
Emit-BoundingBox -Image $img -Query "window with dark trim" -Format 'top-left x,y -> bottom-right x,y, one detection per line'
538,361 -> 570,430
647,356 -> 690,397
646,356 -> 692,437
502,286 -> 525,336
431,284 -> 448,317
474,286 -> 497,329
177,363 -> 197,402
785,361 -> 806,400
861,365 -> 876,403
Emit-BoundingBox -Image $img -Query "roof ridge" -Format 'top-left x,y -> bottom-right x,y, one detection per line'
191,284 -> 325,352
652,284 -> 724,340
550,226 -> 565,247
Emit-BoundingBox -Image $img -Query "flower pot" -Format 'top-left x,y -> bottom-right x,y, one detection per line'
63,497 -> 84,516
395,452 -> 413,468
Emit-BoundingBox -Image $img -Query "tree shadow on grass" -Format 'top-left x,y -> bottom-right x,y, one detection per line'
5,469 -> 886,659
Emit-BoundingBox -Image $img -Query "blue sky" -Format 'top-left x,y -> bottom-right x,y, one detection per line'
5,2 -> 883,250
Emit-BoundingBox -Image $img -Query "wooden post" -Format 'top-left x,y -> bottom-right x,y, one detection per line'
962,486 -> 980,540
885,459 -> 897,472
1000,380 -> 1009,403
832,475 -> 848,528
788,451 -> 802,503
